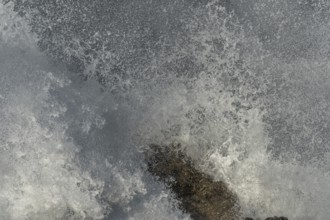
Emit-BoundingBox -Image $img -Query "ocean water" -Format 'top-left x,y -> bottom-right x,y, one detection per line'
1,0 -> 330,219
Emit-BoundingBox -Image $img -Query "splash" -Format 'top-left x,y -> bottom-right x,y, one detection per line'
1,0 -> 330,219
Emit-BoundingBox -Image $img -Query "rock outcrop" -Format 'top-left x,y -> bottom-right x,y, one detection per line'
145,144 -> 288,220
146,144 -> 240,220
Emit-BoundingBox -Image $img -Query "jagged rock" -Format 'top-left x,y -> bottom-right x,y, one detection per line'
145,144 -> 240,220
146,144 -> 289,220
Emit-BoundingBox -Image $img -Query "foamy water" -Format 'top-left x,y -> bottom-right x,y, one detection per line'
1,1 -> 330,219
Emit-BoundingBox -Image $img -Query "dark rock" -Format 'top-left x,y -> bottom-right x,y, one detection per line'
265,217 -> 288,220
145,144 -> 289,220
145,144 -> 240,220
245,217 -> 288,220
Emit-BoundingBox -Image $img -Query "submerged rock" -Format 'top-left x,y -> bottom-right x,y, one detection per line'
145,144 -> 288,220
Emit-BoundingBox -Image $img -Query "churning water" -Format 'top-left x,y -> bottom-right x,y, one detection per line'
1,0 -> 330,219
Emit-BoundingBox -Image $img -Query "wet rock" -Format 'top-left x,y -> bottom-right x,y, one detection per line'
264,217 -> 288,220
146,144 -> 289,220
245,217 -> 288,220
145,144 -> 240,220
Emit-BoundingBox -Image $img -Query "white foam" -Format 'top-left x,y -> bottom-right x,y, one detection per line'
0,2 -> 37,49
0,5 -> 106,218
0,63 -> 105,219
1,1 -> 330,220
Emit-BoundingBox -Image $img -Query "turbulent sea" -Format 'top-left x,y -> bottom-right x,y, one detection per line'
1,0 -> 330,219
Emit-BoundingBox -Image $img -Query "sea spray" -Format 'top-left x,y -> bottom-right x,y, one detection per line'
1,1 -> 330,219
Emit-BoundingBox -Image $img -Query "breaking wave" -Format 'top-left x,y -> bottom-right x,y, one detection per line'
1,0 -> 330,219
